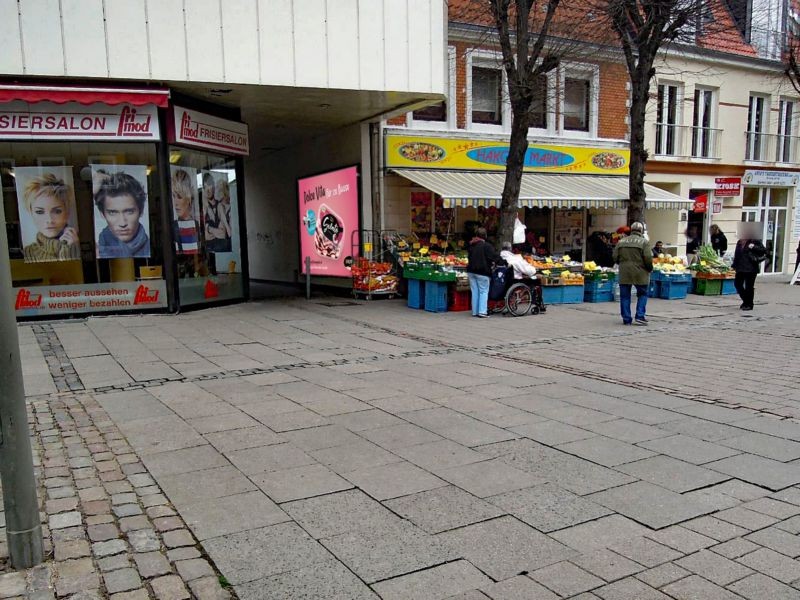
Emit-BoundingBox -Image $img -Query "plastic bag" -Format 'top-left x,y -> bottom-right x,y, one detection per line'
513,218 -> 525,244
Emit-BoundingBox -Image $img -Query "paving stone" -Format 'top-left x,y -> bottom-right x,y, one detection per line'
82,500 -> 111,516
127,528 -> 161,552
158,466 -> 256,506
741,497 -> 800,519
98,553 -> 131,572
92,538 -> 127,558
162,529 -> 195,548
712,537 -> 762,559
720,432 -> 800,462
234,558 -> 374,600
174,558 -> 214,581
510,419 -> 596,446
777,515 -> 800,534
111,492 -> 138,506
359,422 -> 445,450
49,511 -> 82,530
103,569 -> 142,594
46,497 -> 79,514
152,517 -> 183,532
309,440 -> 402,474
252,463 -> 353,503
607,536 -> 682,568
661,574 -> 743,600
437,516 -> 575,581
438,458 -> 544,498
593,577 -> 672,599
54,558 -> 100,597
635,563 -> 692,588
488,483 -> 611,533
706,455 -> 800,491
737,547 -> 800,583
146,506 -> 176,519
284,489 -> 403,539
372,560 -> 492,600
187,577 -> 232,600
556,436 -> 656,467
682,516 -> 750,541
714,506 -> 780,530
118,515 -> 150,533
204,425 -> 285,454
202,522 -> 330,585
78,487 -> 107,502
54,539 -> 91,561
552,515 -> 650,552
479,575 -> 559,599
571,549 -> 645,582
588,482 -> 715,529
113,504 -> 143,518
0,572 -> 26,598
344,460 -> 448,500
675,549 -> 754,586
87,523 -> 119,542
727,573 -> 800,600
133,551 -> 172,579
638,434 -> 741,465
142,445 -> 228,478
109,590 -> 149,600
531,561 -> 605,597
150,575 -> 190,600
385,485 -> 504,534
645,525 -> 717,554
167,547 -> 201,562
617,455 -> 729,493
178,490 -> 289,540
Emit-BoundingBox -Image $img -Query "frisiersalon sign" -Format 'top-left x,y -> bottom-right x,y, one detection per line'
171,105 -> 249,155
14,281 -> 167,317
0,101 -> 159,140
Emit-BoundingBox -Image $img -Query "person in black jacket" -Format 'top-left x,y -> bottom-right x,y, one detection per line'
467,227 -> 499,317
732,233 -> 768,311
710,225 -> 728,256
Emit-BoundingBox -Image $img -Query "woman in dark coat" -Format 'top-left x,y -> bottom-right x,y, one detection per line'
467,227 -> 499,318
710,225 -> 728,256
732,236 -> 767,310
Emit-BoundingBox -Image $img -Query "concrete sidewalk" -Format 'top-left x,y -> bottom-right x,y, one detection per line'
2,280 -> 800,599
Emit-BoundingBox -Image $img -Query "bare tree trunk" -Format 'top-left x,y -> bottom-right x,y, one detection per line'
627,62 -> 653,225
500,108 -> 530,244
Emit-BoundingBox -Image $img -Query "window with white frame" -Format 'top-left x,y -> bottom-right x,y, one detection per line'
776,98 -> 797,163
471,66 -> 503,125
529,74 -> 549,130
563,78 -> 590,132
656,83 -> 681,156
746,94 -> 769,160
692,87 -> 717,158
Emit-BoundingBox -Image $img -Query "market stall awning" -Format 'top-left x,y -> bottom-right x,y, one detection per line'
391,169 -> 692,210
0,84 -> 170,107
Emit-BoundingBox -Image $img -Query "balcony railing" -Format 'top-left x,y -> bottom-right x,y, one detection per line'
653,123 -> 722,159
744,131 -> 800,164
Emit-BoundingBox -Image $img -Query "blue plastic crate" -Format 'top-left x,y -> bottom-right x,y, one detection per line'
648,277 -> 660,299
541,286 -> 563,304
584,279 -> 613,294
584,289 -> 614,303
407,279 -> 425,309
659,279 -> 689,299
424,280 -> 448,312
721,278 -> 737,295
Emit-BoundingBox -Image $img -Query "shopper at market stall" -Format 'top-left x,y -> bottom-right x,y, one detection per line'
732,222 -> 768,311
710,225 -> 728,256
500,242 -> 537,279
613,221 -> 653,326
685,226 -> 701,255
467,227 -> 499,318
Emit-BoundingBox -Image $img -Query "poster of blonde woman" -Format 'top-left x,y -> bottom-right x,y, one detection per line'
15,166 -> 80,263
91,165 -> 151,259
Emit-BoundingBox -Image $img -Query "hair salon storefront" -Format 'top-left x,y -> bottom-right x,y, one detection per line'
0,84 -> 250,320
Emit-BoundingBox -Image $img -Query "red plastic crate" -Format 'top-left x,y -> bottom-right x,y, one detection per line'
449,289 -> 471,312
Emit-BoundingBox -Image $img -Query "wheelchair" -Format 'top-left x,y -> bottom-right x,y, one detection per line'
488,266 -> 546,317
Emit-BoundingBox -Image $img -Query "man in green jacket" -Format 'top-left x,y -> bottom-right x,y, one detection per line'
612,222 -> 653,325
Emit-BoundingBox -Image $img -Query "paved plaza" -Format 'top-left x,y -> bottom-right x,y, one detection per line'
2,280 -> 800,599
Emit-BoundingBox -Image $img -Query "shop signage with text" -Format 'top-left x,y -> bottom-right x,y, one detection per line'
693,195 -> 708,213
0,101 -> 159,141
171,106 -> 249,155
298,166 -> 359,278
385,134 -> 630,175
743,170 -> 799,187
714,177 -> 741,196
14,281 -> 167,317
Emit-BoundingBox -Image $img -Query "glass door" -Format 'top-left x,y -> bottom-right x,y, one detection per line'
765,208 -> 787,273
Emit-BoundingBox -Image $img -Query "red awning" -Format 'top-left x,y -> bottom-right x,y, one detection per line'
0,84 -> 170,107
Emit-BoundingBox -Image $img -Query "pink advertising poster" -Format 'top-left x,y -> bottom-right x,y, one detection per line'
298,166 -> 359,277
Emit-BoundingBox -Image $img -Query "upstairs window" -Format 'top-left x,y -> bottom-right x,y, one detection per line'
413,102 -> 447,122
777,98 -> 796,163
656,83 -> 680,155
692,88 -> 716,158
563,78 -> 590,132
746,94 -> 768,160
472,67 -> 503,125
529,74 -> 549,130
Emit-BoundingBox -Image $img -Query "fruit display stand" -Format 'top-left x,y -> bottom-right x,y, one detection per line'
583,267 -> 615,303
693,274 -> 723,295
541,272 -> 584,304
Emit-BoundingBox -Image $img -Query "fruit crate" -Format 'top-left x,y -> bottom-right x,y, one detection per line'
424,280 -> 448,312
648,276 -> 660,299
658,278 -> 689,300
584,279 -> 613,293
449,289 -> 471,312
583,271 -> 616,281
584,289 -> 614,303
693,278 -> 722,295
542,285 -> 583,304
721,278 -> 737,295
407,279 -> 425,309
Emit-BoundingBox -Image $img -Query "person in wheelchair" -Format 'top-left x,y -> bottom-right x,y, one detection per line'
500,242 -> 537,279
491,242 -> 546,316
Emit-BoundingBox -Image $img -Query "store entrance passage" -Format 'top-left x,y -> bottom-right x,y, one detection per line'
742,187 -> 788,273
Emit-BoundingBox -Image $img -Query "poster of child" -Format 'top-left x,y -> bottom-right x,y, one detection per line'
170,166 -> 200,255
15,166 -> 80,263
92,165 -> 151,259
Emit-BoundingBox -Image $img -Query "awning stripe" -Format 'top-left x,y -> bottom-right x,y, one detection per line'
0,84 -> 170,107
391,169 -> 693,209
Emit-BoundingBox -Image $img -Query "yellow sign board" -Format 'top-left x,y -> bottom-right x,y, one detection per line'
385,134 -> 629,175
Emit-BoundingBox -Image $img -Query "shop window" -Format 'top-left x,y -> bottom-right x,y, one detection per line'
168,147 -> 243,306
746,94 -> 768,160
2,142 -> 166,315
563,78 -> 590,132
656,83 -> 680,156
692,88 -> 717,158
471,66 -> 503,125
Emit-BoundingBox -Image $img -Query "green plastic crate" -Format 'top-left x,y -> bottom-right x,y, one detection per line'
693,278 -> 722,295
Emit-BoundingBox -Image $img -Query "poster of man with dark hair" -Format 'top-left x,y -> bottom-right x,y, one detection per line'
92,165 -> 151,259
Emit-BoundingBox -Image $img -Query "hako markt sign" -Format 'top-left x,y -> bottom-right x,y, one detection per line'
170,106 -> 249,155
14,281 -> 167,317
0,101 -> 159,141
714,177 -> 741,197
